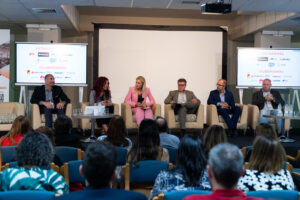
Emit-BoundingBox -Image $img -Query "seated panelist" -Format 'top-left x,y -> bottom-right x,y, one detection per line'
124,76 -> 155,126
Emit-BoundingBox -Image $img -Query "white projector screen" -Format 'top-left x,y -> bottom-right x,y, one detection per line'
237,48 -> 300,88
98,28 -> 224,114
16,42 -> 87,86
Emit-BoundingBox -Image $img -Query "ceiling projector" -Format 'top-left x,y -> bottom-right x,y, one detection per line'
201,2 -> 232,14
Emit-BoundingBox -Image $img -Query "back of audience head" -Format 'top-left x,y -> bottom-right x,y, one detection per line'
208,143 -> 243,189
203,125 -> 227,156
105,115 -> 129,147
176,134 -> 206,187
17,131 -> 54,167
36,126 -> 56,147
128,119 -> 160,164
0,115 -> 31,145
155,116 -> 168,133
54,115 -> 72,134
249,135 -> 285,173
81,141 -> 117,188
255,123 -> 277,140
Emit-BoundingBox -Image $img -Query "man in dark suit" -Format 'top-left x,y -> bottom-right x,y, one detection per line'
57,141 -> 147,200
252,78 -> 284,134
207,79 -> 240,136
164,78 -> 200,134
30,74 -> 70,128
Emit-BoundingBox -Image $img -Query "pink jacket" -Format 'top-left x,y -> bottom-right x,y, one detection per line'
124,87 -> 155,108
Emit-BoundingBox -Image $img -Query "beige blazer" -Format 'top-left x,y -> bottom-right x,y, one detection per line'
164,90 -> 200,105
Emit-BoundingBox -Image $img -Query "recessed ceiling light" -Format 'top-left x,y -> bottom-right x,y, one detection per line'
32,8 -> 57,14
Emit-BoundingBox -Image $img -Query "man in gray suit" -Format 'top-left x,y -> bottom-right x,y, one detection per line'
164,78 -> 200,134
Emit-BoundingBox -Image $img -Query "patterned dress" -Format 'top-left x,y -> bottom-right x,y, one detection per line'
0,167 -> 69,195
149,169 -> 211,200
237,169 -> 295,192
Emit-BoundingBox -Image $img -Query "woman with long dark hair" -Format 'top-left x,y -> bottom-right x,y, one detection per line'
97,115 -> 132,148
0,115 -> 31,146
127,119 -> 169,164
90,76 -> 114,133
149,134 -> 211,199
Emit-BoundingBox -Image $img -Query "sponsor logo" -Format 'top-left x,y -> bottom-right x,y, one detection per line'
38,52 -> 49,57
273,80 -> 281,82
50,58 -> 56,63
27,70 -> 30,75
268,62 -> 275,67
29,52 -> 35,56
257,57 -> 268,61
54,72 -> 64,74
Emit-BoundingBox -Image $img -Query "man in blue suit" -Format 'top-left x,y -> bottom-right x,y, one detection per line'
57,141 -> 146,200
207,79 -> 241,137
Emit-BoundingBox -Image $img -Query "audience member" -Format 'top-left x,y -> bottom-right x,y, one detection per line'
0,131 -> 69,194
164,78 -> 200,135
155,116 -> 180,148
238,135 -> 295,192
57,141 -> 146,200
97,115 -> 132,148
124,76 -> 155,126
30,74 -> 70,128
185,143 -> 262,200
36,126 -> 63,166
149,134 -> 211,199
203,125 -> 227,157
54,116 -> 82,149
0,115 -> 31,146
90,76 -> 114,134
207,79 -> 240,137
127,119 -> 169,164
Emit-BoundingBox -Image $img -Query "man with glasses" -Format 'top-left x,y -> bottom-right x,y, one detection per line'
165,78 -> 200,135
252,78 -> 285,135
207,79 -> 240,137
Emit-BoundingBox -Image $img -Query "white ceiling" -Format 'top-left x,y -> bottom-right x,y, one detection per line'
0,0 -> 300,39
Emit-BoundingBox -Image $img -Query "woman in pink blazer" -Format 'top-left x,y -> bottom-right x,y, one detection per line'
124,76 -> 155,126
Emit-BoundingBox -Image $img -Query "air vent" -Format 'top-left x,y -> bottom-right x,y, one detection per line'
291,16 -> 300,21
181,0 -> 201,4
32,8 -> 57,14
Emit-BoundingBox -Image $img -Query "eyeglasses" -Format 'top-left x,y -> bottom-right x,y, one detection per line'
178,84 -> 186,87
217,84 -> 225,87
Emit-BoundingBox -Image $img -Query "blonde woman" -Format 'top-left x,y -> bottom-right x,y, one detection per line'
124,76 -> 155,126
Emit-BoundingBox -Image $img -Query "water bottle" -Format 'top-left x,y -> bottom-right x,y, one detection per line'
278,104 -> 282,116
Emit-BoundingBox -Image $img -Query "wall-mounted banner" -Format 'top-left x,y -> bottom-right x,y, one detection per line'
0,29 -> 10,102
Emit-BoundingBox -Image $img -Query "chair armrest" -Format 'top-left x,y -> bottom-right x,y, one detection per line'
287,150 -> 300,161
152,104 -> 161,118
65,104 -> 72,118
196,104 -> 204,128
14,103 -> 25,116
30,104 -> 42,129
121,103 -> 133,128
164,104 -> 176,128
113,103 -> 119,115
247,104 -> 259,130
236,104 -> 248,127
206,104 -> 219,126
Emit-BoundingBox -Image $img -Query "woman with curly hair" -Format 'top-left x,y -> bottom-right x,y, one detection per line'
0,115 -> 31,146
90,76 -> 114,133
0,131 -> 69,194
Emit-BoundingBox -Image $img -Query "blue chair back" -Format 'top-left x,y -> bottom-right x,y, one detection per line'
55,146 -> 79,163
246,146 -> 252,153
246,190 -> 299,200
116,147 -> 128,166
66,160 -> 85,184
130,160 -> 170,183
163,190 -> 211,200
0,190 -> 55,200
0,146 -> 17,163
162,145 -> 177,164
8,161 -> 51,170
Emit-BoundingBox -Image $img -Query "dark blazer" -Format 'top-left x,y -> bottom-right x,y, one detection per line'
57,187 -> 147,200
252,89 -> 284,110
207,89 -> 236,110
30,85 -> 70,110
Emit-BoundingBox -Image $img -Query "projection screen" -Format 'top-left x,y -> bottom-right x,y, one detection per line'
98,27 -> 225,116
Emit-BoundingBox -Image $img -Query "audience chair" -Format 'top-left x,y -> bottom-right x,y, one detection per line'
121,160 -> 173,198
0,145 -> 17,171
30,103 -> 72,129
0,190 -> 55,200
287,150 -> 300,162
0,102 -> 25,131
7,161 -> 60,173
247,104 -> 290,135
161,145 -> 177,165
246,190 -> 299,200
153,190 -> 211,200
79,102 -> 119,129
55,146 -> 84,164
164,104 -> 204,133
121,103 -> 161,129
241,146 -> 252,158
206,104 -> 248,135
117,147 -> 129,166
61,160 -> 85,185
